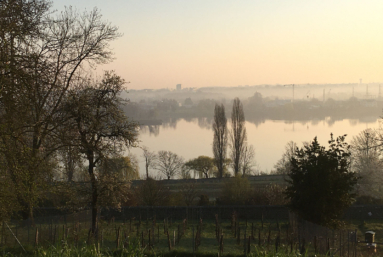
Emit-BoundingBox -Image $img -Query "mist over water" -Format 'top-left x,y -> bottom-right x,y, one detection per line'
129,117 -> 380,178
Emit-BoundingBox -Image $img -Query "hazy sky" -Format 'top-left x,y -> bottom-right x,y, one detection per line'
54,0 -> 383,89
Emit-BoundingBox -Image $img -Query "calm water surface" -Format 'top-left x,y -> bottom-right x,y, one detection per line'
129,117 -> 380,178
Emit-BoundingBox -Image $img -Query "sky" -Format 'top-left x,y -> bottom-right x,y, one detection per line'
53,0 -> 383,90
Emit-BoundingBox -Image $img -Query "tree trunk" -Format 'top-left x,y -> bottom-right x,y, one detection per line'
88,155 -> 98,235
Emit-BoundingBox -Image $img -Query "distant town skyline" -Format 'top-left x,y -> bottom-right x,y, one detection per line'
54,0 -> 383,89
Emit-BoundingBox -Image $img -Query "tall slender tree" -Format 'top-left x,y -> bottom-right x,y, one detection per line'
212,104 -> 228,178
230,98 -> 247,176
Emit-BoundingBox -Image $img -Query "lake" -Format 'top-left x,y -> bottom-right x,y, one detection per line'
129,117 -> 381,178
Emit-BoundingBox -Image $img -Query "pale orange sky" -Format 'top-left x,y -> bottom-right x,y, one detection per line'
54,0 -> 383,89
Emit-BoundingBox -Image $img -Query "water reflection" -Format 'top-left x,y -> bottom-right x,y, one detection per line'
132,116 -> 381,177
139,116 -> 379,137
139,125 -> 160,136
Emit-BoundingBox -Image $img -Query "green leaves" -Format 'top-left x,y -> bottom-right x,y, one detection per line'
286,134 -> 358,228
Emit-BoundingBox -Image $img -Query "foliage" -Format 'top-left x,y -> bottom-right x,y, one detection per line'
220,175 -> 251,205
248,184 -> 288,206
0,0 -> 122,221
198,194 -> 210,206
63,71 -> 138,233
179,181 -> 199,206
285,134 -> 359,228
98,155 -> 140,181
132,178 -> 171,206
184,156 -> 215,178
212,104 -> 228,178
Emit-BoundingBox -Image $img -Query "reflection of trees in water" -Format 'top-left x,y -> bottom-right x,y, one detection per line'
349,119 -> 358,126
196,117 -> 213,130
246,117 -> 266,127
162,117 -> 178,129
139,125 -> 160,136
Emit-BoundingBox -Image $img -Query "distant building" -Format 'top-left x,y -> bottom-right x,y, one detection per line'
176,84 -> 182,90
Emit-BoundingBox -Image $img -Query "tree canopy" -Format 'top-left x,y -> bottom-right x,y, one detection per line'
285,135 -> 358,228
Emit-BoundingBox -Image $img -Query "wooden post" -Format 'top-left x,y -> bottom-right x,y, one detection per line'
243,228 -> 247,254
247,236 -> 251,254
192,226 -> 195,254
35,228 -> 39,246
354,229 -> 357,257
101,229 -> 104,248
219,234 -> 224,255
340,231 -> 342,257
116,227 -> 120,249
275,235 -> 280,253
148,229 -> 151,249
167,231 -> 171,251
348,231 -> 350,257
251,223 -> 254,240
237,226 -> 240,245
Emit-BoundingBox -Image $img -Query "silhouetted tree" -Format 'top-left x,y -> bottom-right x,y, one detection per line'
241,145 -> 256,176
230,98 -> 247,175
156,150 -> 184,179
285,134 -> 358,228
141,146 -> 157,179
272,141 -> 297,175
213,104 -> 228,178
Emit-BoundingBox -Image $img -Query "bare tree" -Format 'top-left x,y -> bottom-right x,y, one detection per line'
179,182 -> 198,206
230,98 -> 247,175
156,150 -> 184,180
272,141 -> 297,175
351,129 -> 383,196
212,104 -> 228,178
141,146 -> 157,179
241,145 -> 256,176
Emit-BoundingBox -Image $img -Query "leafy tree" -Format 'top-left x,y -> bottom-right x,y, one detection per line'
212,104 -> 228,178
230,98 -> 247,175
63,71 -> 138,234
156,150 -> 184,180
184,156 -> 215,178
0,1 -> 121,220
285,135 -> 358,228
